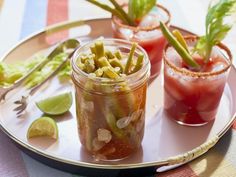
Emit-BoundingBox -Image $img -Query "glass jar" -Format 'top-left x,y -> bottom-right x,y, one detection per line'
163,36 -> 232,126
112,4 -> 171,78
71,39 -> 150,160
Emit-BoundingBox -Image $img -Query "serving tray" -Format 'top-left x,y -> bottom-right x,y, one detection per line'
0,18 -> 235,177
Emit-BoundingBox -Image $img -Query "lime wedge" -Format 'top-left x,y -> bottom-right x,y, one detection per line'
27,117 -> 58,139
36,92 -> 72,115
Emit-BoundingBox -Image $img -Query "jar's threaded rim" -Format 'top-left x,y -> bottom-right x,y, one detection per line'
71,38 -> 150,85
163,35 -> 232,78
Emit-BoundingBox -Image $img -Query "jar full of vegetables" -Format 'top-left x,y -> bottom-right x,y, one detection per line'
71,38 -> 150,160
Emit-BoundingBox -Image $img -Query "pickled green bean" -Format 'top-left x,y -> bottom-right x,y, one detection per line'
114,50 -> 122,60
84,58 -> 95,73
94,68 -> 104,77
130,53 -> 144,74
95,41 -> 105,59
105,50 -> 115,59
90,44 -> 97,56
109,58 -> 124,73
102,108 -> 125,138
98,57 -> 112,67
124,43 -> 137,74
102,66 -> 120,79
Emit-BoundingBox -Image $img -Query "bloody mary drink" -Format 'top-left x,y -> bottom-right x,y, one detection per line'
112,4 -> 171,78
163,36 -> 232,126
160,0 -> 236,126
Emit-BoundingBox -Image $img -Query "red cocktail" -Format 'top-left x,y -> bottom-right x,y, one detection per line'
163,36 -> 232,126
112,4 -> 171,78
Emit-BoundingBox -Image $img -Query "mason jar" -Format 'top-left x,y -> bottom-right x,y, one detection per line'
71,39 -> 150,160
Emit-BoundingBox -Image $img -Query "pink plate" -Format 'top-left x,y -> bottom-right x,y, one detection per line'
0,18 -> 235,176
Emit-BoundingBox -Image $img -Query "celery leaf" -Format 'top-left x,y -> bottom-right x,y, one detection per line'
195,0 -> 236,60
128,0 -> 156,22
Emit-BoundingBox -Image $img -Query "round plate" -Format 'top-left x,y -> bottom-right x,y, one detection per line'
0,18 -> 236,177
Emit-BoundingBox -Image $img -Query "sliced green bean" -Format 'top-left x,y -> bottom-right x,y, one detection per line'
172,29 -> 189,52
85,60 -> 95,73
102,66 -> 120,79
95,41 -> 105,59
160,22 -> 200,68
130,53 -> 144,74
102,108 -> 125,138
90,44 -> 97,56
94,68 -> 104,77
105,50 -> 115,59
124,43 -> 137,74
114,67 -> 121,74
114,50 -> 122,60
109,58 -> 124,73
77,63 -> 86,72
98,57 -> 112,67
76,56 -> 87,71
80,55 -> 88,63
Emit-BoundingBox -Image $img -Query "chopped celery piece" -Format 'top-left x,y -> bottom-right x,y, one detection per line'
0,52 -> 71,88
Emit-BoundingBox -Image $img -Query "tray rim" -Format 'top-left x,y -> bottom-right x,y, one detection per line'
0,17 -> 236,171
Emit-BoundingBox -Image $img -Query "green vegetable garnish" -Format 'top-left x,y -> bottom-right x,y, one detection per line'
0,53 -> 71,88
87,0 -> 157,26
195,0 -> 236,61
172,29 -> 189,52
128,0 -> 156,22
159,22 -> 200,68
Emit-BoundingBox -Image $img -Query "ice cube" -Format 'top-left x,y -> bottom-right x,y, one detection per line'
134,30 -> 161,40
139,14 -> 160,27
210,62 -> 226,72
165,84 -> 181,101
120,28 -> 134,39
166,47 -> 183,67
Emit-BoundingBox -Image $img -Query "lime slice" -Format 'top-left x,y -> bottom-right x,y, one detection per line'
36,92 -> 72,115
27,117 -> 58,139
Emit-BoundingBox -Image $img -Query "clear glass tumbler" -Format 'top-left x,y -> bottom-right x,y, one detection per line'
163,36 -> 232,126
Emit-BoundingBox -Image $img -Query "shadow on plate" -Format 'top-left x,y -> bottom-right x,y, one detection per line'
28,137 -> 58,150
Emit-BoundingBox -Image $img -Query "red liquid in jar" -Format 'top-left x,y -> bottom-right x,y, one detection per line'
164,51 -> 229,125
75,82 -> 147,160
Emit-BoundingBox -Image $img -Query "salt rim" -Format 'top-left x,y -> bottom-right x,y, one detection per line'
111,4 -> 171,32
